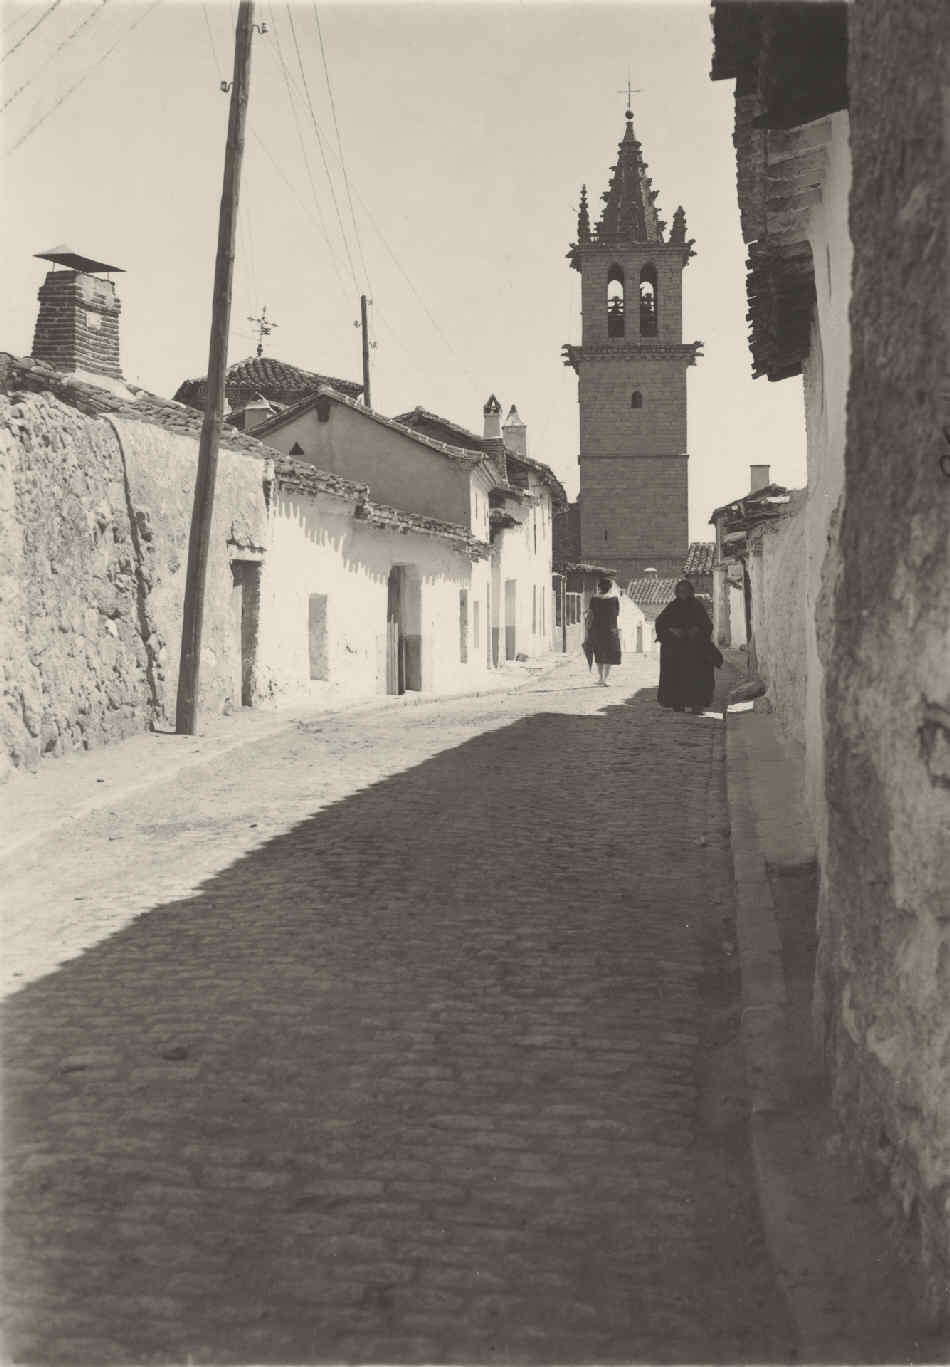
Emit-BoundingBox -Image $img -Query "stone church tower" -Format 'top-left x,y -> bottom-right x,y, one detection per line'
563,110 -> 702,580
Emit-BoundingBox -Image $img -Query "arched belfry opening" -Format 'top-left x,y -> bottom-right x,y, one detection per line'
607,265 -> 625,338
639,265 -> 658,336
565,111 -> 700,581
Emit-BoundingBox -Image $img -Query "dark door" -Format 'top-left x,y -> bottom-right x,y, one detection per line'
231,561 -> 261,707
386,567 -> 404,695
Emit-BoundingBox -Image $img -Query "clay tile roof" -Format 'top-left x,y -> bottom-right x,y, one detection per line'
354,500 -> 491,560
392,406 -> 485,452
683,541 -> 716,575
173,355 -> 363,412
0,353 -> 275,459
270,452 -> 490,559
270,455 -> 366,502
255,386 -> 489,470
627,575 -> 680,607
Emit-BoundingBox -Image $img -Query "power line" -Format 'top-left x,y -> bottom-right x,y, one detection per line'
6,0 -> 162,154
2,0 -> 62,62
311,4 -> 370,291
265,5 -> 344,290
2,0 -> 110,114
285,2 -> 360,295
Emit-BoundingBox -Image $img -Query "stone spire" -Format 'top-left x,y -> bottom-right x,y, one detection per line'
596,113 -> 663,244
670,205 -> 697,260
577,184 -> 591,243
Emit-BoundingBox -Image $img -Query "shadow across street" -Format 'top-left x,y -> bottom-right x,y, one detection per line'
2,674 -> 793,1364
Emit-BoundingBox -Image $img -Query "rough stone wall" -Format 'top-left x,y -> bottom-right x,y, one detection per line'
0,391 -> 151,774
819,0 -> 950,1318
1,391 -> 271,774
748,508 -> 807,751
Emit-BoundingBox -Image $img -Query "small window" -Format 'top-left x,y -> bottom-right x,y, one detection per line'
631,390 -> 643,409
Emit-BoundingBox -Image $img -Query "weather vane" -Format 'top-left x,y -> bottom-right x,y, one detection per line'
617,75 -> 641,116
248,305 -> 277,357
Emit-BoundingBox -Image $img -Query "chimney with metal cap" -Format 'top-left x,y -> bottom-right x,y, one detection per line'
483,393 -> 502,440
750,464 -> 770,492
31,245 -> 123,380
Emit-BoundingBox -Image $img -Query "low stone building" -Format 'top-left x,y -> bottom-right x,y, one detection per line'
712,0 -> 950,1316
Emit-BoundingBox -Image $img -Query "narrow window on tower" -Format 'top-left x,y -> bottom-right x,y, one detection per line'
607,265 -> 625,338
631,390 -> 643,409
640,265 -> 658,337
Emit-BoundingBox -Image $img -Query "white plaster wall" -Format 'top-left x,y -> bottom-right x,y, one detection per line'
265,404 -> 473,531
260,488 -> 490,702
493,487 -> 554,659
749,511 -> 808,749
800,110 -> 853,850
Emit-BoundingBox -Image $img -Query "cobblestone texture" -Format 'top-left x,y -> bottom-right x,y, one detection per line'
1,654 -> 794,1363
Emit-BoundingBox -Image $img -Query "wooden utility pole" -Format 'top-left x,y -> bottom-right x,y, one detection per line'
176,0 -> 255,734
360,293 -> 372,409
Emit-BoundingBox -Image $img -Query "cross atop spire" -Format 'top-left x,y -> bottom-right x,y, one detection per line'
617,75 -> 641,118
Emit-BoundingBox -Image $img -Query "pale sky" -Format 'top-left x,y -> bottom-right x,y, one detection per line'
1,0 -> 806,540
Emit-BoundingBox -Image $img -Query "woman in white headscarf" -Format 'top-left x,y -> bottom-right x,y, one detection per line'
585,576 -> 622,686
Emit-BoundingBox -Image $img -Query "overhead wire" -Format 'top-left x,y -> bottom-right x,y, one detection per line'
1,0 -> 62,62
6,0 -> 162,154
2,0 -> 110,113
311,4 -> 370,291
265,4 -> 346,297
285,2 -> 360,296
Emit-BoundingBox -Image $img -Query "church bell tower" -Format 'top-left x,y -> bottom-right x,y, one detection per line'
563,109 -> 701,579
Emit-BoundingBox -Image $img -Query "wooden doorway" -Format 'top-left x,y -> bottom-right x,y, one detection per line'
230,560 -> 261,707
386,567 -> 404,695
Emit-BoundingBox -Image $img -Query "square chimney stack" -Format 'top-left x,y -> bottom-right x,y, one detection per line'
31,245 -> 123,381
750,463 -> 771,492
483,392 -> 502,440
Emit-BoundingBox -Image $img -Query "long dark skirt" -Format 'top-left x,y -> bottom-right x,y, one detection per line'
657,634 -> 715,710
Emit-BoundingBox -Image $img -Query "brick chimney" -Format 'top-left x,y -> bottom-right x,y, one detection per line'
502,404 -> 527,459
31,246 -> 123,381
483,393 -> 502,439
750,463 -> 770,492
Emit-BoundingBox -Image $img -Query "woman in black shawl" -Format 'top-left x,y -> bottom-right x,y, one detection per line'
655,579 -> 716,713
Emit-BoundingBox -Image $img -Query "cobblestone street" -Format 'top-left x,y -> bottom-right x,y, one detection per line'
2,654 -> 797,1364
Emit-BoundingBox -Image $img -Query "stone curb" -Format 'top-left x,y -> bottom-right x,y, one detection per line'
724,705 -> 847,1359
0,653 -> 575,865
